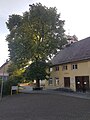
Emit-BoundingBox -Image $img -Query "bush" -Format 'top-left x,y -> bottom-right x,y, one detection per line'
0,77 -> 30,96
2,79 -> 19,96
3,80 -> 12,95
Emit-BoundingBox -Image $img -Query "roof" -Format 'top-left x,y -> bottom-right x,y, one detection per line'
51,37 -> 90,65
0,60 -> 10,75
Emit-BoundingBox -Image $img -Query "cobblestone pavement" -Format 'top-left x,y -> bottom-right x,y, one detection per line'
0,93 -> 90,120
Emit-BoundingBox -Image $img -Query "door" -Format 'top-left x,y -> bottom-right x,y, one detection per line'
75,76 -> 89,92
64,77 -> 70,88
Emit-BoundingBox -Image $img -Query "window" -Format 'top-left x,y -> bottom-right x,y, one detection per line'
49,78 -> 53,85
62,65 -> 68,70
49,67 -> 53,72
55,78 -> 59,86
72,64 -> 78,70
55,66 -> 59,71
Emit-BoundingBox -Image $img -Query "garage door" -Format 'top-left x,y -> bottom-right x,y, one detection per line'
75,76 -> 89,92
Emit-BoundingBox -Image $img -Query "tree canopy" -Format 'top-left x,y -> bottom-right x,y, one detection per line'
6,3 -> 67,87
24,61 -> 49,87
6,3 -> 67,67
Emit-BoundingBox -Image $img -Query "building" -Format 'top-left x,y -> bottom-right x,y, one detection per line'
46,37 -> 90,92
0,60 -> 10,81
66,35 -> 78,44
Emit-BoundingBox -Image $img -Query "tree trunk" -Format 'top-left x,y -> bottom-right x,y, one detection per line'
36,79 -> 40,88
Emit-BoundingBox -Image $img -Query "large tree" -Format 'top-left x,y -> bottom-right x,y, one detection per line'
24,61 -> 49,87
6,3 -> 67,87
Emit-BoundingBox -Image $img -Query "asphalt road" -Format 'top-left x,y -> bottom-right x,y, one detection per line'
0,93 -> 90,120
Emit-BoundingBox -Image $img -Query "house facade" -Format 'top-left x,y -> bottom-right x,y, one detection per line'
46,37 -> 90,92
0,60 -> 10,81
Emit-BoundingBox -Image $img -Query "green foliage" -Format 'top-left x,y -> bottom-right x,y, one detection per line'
2,79 -> 19,96
24,61 -> 49,80
6,3 -> 67,68
0,74 -> 21,96
2,80 -> 11,95
24,61 -> 49,87
7,62 -> 25,83
6,3 -> 67,87
6,14 -> 22,31
0,79 -> 17,96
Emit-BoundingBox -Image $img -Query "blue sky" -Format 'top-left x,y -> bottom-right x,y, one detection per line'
0,0 -> 90,66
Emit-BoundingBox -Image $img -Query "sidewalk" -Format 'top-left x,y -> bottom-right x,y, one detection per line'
56,91 -> 90,99
19,89 -> 90,99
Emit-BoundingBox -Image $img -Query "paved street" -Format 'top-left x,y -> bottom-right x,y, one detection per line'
0,93 -> 90,120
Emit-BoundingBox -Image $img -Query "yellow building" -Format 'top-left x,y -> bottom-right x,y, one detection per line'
46,37 -> 90,92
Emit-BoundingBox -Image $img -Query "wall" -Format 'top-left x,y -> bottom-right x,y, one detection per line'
45,60 -> 90,91
0,61 -> 10,81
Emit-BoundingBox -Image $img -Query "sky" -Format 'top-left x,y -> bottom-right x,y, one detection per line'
0,0 -> 90,66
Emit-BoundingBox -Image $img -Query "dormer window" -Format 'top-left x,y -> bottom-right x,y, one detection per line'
62,65 -> 68,70
55,66 -> 59,71
71,64 -> 78,70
